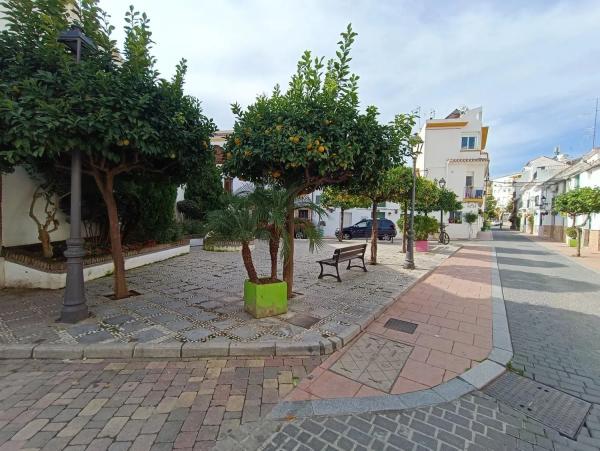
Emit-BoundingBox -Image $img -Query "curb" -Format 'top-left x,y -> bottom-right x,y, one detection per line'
0,247 -> 459,361
268,244 -> 513,420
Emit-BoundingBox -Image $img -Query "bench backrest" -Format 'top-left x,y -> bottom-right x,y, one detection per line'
333,244 -> 367,261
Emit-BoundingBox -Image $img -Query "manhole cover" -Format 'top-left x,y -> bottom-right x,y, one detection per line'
384,318 -> 418,334
330,333 -> 413,392
285,314 -> 320,329
483,372 -> 591,439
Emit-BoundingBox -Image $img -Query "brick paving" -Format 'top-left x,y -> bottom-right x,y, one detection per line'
0,356 -> 324,450
253,391 -> 598,451
285,245 -> 493,401
0,241 -> 454,349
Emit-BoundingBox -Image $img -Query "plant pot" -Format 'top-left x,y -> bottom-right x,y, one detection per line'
243,280 -> 288,318
415,240 -> 429,252
568,238 -> 578,248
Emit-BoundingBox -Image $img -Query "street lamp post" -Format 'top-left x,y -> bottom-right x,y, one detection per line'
404,135 -> 423,270
438,177 -> 446,228
510,179 -> 518,230
57,25 -> 96,323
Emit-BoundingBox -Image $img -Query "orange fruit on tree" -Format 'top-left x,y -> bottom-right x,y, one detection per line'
318,146 -> 325,153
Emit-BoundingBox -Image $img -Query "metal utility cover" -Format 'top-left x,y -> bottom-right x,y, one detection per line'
384,318 -> 418,334
330,333 -> 413,392
285,314 -> 321,329
484,372 -> 591,439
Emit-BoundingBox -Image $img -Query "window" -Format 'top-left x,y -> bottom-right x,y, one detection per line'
355,220 -> 368,228
298,209 -> 309,219
461,136 -> 476,149
465,175 -> 474,187
376,211 -> 385,219
315,195 -> 321,205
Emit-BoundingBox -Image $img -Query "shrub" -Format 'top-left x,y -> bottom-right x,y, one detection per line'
566,226 -> 578,239
177,200 -> 204,219
182,219 -> 207,237
414,215 -> 439,241
464,212 -> 478,225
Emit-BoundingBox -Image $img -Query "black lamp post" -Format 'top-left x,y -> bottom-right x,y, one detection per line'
510,179 -> 517,230
57,25 -> 96,323
404,134 -> 423,270
438,177 -> 446,229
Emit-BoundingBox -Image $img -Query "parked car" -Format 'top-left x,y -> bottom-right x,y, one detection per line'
336,218 -> 397,241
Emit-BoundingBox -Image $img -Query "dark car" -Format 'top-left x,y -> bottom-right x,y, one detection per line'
336,218 -> 397,241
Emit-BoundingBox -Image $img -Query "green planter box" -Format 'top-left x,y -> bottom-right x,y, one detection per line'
244,280 -> 287,318
568,238 -> 578,248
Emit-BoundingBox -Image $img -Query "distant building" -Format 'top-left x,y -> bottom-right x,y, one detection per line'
416,107 -> 490,238
516,150 -> 571,235
492,173 -> 522,222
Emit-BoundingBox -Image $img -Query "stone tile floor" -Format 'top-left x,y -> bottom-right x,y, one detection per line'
0,356 -> 324,451
285,245 -> 493,401
0,240 -> 456,347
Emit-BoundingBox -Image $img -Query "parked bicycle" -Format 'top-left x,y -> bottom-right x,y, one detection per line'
439,223 -> 450,245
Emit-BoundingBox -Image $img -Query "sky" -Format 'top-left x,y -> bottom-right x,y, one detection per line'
98,0 -> 600,177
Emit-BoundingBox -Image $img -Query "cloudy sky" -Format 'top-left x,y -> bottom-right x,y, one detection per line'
99,0 -> 600,177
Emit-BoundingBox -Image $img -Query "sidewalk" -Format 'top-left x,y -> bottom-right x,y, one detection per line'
283,245 -> 494,402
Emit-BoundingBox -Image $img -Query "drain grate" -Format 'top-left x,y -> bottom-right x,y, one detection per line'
285,314 -> 320,329
483,372 -> 591,439
384,318 -> 418,334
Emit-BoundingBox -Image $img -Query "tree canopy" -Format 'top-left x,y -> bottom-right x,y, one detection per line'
222,24 -> 413,295
0,1 -> 216,298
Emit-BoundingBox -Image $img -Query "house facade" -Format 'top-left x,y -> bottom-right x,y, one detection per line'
415,107 -> 490,239
516,152 -> 571,236
533,148 -> 600,248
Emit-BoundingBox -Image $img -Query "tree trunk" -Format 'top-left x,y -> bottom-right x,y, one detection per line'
241,241 -> 259,283
338,208 -> 344,242
577,227 -> 582,257
95,173 -> 128,299
370,203 -> 378,265
39,229 -> 53,259
402,202 -> 408,253
283,205 -> 294,299
268,234 -> 279,280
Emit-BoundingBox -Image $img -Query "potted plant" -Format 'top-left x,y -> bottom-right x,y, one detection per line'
414,215 -> 439,252
207,187 -> 324,318
566,226 -> 578,247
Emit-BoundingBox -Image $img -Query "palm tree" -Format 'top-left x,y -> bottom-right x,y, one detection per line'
206,195 -> 260,283
250,186 -> 326,282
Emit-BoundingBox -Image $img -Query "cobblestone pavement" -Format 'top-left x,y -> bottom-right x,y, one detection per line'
0,356 -> 323,451
252,391 -> 598,451
0,241 -> 454,348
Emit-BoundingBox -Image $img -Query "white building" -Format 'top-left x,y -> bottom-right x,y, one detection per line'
516,151 -> 571,235
416,107 -> 490,239
492,173 -> 522,223
534,148 -> 600,248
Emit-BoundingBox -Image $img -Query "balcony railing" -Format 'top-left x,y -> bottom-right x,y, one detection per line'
464,186 -> 484,199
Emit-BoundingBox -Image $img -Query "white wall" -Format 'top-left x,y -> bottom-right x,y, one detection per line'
2,167 -> 71,247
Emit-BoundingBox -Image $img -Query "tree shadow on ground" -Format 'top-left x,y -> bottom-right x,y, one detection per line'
495,246 -> 551,256
498,267 -> 600,293
497,256 -> 567,269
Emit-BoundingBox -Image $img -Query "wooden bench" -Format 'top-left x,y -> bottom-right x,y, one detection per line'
317,244 -> 367,282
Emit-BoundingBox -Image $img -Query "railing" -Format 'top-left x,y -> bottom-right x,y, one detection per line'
464,186 -> 484,199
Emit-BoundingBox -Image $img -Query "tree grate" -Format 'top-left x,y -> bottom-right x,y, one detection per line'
383,318 -> 418,334
483,372 -> 591,439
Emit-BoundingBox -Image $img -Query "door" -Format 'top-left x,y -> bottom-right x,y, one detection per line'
353,220 -> 369,238
343,211 -> 352,228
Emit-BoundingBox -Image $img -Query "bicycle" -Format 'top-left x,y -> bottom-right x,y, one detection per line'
439,223 -> 450,245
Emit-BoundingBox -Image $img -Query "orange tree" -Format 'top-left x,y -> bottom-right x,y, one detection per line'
0,2 -> 216,298
222,25 -> 401,297
346,114 -> 415,264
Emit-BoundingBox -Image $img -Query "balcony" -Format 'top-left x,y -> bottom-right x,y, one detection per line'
463,186 -> 484,203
